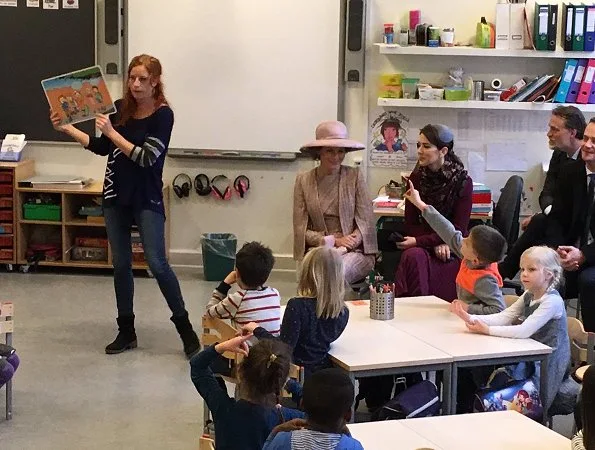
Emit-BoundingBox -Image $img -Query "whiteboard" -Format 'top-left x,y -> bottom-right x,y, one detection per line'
126,0 -> 342,153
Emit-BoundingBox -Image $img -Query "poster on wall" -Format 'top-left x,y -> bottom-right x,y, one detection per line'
370,111 -> 409,169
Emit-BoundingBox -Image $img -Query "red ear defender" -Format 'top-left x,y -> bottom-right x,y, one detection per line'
211,175 -> 232,201
234,175 -> 250,198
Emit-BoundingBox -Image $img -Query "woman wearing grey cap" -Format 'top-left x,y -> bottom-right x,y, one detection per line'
394,124 -> 472,301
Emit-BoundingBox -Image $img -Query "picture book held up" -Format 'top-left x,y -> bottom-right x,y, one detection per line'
41,65 -> 115,126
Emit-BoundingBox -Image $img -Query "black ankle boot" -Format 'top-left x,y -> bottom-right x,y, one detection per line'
105,315 -> 138,354
170,312 -> 201,358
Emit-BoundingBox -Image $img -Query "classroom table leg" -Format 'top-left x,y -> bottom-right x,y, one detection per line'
449,363 -> 458,416
441,365 -> 452,416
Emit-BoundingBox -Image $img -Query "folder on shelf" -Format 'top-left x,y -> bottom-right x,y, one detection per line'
577,59 -> 595,103
566,58 -> 588,102
574,5 -> 587,51
586,4 -> 595,51
547,4 -> 559,51
534,3 -> 550,50
516,75 -> 554,102
507,76 -> 539,101
554,58 -> 579,102
495,2 -> 510,50
563,4 -> 575,51
528,76 -> 561,102
510,3 -> 526,50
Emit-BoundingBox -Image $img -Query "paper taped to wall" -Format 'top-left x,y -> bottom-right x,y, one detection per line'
486,142 -> 528,172
467,151 -> 486,183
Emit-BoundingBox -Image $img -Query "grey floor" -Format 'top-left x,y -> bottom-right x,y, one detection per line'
0,270 -> 575,449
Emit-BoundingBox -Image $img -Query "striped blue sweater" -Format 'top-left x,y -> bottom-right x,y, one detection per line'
85,99 -> 173,217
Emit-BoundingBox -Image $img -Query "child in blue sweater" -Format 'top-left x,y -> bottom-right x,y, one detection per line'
242,247 -> 349,377
190,336 -> 303,450
263,368 -> 363,450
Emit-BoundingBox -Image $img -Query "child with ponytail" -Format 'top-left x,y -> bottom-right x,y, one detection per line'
190,336 -> 304,450
452,246 -> 571,415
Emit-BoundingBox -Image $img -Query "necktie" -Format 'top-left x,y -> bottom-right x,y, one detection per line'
581,173 -> 595,247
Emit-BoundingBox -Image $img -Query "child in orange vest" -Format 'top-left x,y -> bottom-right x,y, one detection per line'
405,180 -> 507,314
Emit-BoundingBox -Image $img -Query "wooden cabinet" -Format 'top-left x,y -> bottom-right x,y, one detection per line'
0,161 -> 35,267
16,181 -> 170,271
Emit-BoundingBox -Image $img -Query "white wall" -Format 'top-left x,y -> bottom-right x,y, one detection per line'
22,0 -> 562,269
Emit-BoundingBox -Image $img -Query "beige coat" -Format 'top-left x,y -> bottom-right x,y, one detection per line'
293,166 -> 378,260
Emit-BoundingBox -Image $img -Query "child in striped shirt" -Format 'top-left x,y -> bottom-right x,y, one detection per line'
206,241 -> 281,336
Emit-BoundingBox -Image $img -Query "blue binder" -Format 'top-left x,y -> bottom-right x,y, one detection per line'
554,59 -> 579,103
566,58 -> 588,103
586,5 -> 595,52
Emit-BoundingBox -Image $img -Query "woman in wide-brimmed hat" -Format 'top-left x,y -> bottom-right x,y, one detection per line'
293,121 -> 378,284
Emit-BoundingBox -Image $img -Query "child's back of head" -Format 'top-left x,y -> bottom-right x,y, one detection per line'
469,225 -> 507,265
297,247 -> 345,319
238,338 -> 291,403
235,241 -> 275,289
302,368 -> 354,432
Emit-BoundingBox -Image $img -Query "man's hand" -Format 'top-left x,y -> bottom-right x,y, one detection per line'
396,236 -> 417,250
557,246 -> 585,272
520,215 -> 533,231
434,244 -> 451,262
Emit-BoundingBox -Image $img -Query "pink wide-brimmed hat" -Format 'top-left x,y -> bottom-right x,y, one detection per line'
299,121 -> 365,156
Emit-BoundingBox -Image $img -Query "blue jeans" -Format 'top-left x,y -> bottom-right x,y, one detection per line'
104,206 -> 187,318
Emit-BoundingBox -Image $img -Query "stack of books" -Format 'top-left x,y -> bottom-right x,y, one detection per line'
472,183 -> 493,216
373,195 -> 403,210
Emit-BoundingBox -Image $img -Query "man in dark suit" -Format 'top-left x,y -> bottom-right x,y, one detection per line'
499,106 -> 585,279
546,117 -> 595,332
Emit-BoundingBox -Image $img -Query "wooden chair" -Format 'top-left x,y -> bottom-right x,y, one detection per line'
503,294 -> 519,308
547,318 -> 595,429
568,317 -> 595,370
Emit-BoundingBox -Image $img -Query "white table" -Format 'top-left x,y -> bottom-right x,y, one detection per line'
328,302 -> 454,416
400,411 -> 570,450
347,297 -> 552,415
348,419 -> 438,450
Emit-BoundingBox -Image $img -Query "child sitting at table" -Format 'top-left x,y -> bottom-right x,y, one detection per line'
242,246 -> 349,378
206,241 -> 281,335
452,246 -> 571,416
263,368 -> 364,450
404,179 -> 506,314
190,335 -> 304,450
572,365 -> 594,450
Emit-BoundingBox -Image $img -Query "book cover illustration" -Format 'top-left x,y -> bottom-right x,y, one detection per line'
41,65 -> 116,126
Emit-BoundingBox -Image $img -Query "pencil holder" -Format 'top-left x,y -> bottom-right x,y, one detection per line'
370,284 -> 395,320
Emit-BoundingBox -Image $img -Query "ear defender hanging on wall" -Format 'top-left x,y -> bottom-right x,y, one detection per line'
172,173 -> 192,199
233,175 -> 250,198
194,173 -> 211,196
211,175 -> 232,200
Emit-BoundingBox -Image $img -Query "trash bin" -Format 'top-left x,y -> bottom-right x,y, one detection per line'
201,233 -> 237,281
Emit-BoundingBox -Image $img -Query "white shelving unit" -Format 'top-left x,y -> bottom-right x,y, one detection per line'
375,43 -> 595,59
377,98 -> 595,112
375,44 -> 595,112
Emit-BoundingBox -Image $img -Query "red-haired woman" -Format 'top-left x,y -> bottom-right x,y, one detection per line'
50,54 -> 200,358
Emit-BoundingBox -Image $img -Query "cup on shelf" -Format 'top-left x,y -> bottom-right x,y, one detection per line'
402,78 -> 419,99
